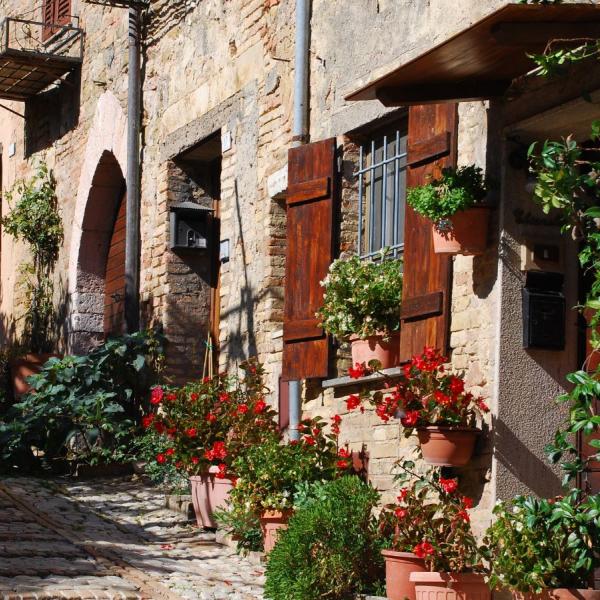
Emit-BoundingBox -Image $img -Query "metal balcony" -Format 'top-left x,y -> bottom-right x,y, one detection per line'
0,16 -> 83,102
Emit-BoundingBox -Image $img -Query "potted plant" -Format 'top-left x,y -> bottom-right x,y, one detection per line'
345,348 -> 489,466
217,415 -> 346,553
2,165 -> 64,396
484,491 -> 600,600
317,250 -> 403,369
379,462 -> 488,600
407,165 -> 490,255
146,359 -> 279,528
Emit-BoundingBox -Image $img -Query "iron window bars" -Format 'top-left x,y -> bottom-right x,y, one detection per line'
356,128 -> 408,260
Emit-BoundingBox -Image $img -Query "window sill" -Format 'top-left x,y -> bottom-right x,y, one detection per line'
322,367 -> 403,390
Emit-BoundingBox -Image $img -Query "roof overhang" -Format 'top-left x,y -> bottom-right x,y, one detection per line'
346,4 -> 600,106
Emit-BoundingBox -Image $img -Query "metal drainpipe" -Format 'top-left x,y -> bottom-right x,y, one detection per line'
125,5 -> 141,333
288,0 -> 311,442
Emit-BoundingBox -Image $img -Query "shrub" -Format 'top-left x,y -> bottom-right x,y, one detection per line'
0,330 -> 163,471
407,165 -> 488,230
317,251 -> 403,341
484,491 -> 600,593
264,476 -> 384,600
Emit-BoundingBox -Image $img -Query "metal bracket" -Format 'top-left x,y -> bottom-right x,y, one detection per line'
83,0 -> 149,8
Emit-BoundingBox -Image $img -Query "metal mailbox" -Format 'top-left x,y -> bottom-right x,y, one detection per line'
169,202 -> 213,251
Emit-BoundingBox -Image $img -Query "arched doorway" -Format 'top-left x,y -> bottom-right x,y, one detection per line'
70,150 -> 126,351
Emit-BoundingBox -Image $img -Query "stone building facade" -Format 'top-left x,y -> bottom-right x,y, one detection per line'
0,0 -> 597,533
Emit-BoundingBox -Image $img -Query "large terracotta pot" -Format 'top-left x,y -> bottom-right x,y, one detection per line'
350,332 -> 400,370
513,590 -> 600,600
432,206 -> 491,256
411,572 -> 490,600
381,549 -> 426,600
10,353 -> 58,397
260,509 -> 292,553
189,467 -> 234,529
416,426 -> 479,467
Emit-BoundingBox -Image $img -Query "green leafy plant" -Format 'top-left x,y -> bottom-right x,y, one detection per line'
145,359 -> 279,478
378,461 -> 483,573
317,250 -> 403,341
527,123 -> 600,482
264,476 -> 384,600
484,491 -> 600,593
0,330 -> 163,470
2,164 -> 63,352
406,165 -> 488,231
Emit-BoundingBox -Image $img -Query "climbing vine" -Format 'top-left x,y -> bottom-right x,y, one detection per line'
527,125 -> 600,485
2,164 -> 63,353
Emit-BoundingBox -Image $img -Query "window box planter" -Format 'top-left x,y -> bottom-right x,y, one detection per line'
350,332 -> 401,369
381,550 -> 426,600
416,426 -> 480,467
260,509 -> 292,553
190,466 -> 234,529
432,206 -> 491,256
410,572 -> 490,600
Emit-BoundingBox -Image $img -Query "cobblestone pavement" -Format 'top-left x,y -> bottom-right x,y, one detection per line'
0,476 -> 264,600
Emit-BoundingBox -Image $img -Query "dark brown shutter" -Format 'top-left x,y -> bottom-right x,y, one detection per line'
282,138 -> 338,381
42,0 -> 71,41
56,0 -> 71,25
399,104 -> 458,362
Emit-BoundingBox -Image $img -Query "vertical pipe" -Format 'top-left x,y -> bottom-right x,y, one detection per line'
288,0 -> 311,441
125,6 -> 141,333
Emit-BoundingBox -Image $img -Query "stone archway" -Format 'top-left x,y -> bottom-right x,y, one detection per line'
67,91 -> 127,353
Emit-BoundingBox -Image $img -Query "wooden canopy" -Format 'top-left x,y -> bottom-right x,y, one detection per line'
346,4 -> 600,106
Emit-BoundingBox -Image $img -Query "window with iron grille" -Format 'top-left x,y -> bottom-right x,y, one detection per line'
356,123 -> 408,259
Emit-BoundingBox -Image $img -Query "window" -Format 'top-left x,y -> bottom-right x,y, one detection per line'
356,124 -> 408,259
42,0 -> 71,41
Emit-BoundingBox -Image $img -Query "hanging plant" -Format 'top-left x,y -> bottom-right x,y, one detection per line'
2,163 -> 63,353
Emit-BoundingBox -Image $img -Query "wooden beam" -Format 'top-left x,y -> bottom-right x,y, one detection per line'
492,21 -> 600,46
376,81 -> 510,106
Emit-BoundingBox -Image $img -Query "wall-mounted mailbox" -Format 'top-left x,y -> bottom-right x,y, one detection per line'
522,271 -> 565,350
169,202 -> 213,251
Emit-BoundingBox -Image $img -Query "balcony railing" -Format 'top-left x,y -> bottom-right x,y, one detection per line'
0,16 -> 83,101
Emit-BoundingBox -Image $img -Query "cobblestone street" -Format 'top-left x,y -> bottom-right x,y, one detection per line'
0,477 -> 265,600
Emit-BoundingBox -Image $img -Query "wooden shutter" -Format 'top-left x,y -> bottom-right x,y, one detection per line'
104,192 -> 127,337
56,0 -> 71,25
399,104 -> 458,362
282,138 -> 338,381
42,0 -> 71,41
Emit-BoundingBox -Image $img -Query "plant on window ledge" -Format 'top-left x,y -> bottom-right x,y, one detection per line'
2,163 -> 63,354
317,249 -> 403,369
407,165 -> 491,255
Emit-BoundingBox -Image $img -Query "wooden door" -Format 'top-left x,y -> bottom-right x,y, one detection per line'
104,192 -> 126,337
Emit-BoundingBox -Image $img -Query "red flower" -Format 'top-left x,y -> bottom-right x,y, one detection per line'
336,459 -> 349,469
312,427 -> 320,436
190,392 -> 199,402
456,509 -> 470,523
401,410 -> 420,427
303,435 -> 316,446
394,507 -> 408,519
346,395 -> 361,411
402,363 -> 412,378
166,448 -> 175,456
433,390 -> 451,406
397,488 -> 408,502
332,414 -> 342,425
191,456 -> 199,465
449,376 -> 465,395
219,392 -> 230,403
237,404 -> 249,415
338,447 -> 351,458
440,477 -> 458,494
375,404 -> 391,423
477,398 -> 490,412
150,387 -> 164,405
142,414 -> 154,429
215,463 -> 228,479
156,453 -> 166,464
254,399 -> 267,414
413,541 -> 434,558
202,376 -> 211,383
185,427 -> 197,438
206,413 -> 217,423
348,363 -> 367,379
175,461 -> 183,469
462,496 -> 474,509
154,421 -> 166,434
166,393 -> 177,402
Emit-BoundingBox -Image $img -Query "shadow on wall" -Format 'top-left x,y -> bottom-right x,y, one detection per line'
24,70 -> 81,157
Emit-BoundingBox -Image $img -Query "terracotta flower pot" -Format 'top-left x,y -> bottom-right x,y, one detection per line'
260,509 -> 292,553
410,572 -> 490,600
416,426 -> 480,467
381,549 -> 426,600
350,332 -> 400,369
513,590 -> 600,600
189,467 -> 234,529
432,206 -> 491,256
10,353 -> 59,397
